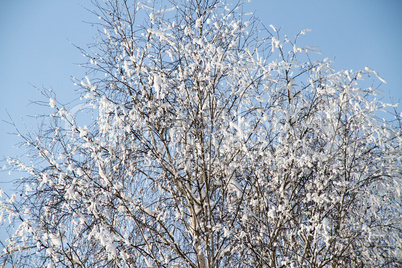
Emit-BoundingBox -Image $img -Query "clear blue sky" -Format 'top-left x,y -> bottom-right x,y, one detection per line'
1,0 -> 401,186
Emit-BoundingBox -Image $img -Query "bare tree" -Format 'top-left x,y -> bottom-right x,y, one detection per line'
1,0 -> 401,267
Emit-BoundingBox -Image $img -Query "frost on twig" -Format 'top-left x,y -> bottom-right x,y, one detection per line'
0,0 -> 401,267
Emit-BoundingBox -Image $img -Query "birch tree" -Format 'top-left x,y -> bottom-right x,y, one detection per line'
1,0 -> 401,267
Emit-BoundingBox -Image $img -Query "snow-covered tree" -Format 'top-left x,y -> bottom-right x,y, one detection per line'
1,0 -> 401,267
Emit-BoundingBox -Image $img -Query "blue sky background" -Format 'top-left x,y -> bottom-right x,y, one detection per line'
0,0 -> 401,190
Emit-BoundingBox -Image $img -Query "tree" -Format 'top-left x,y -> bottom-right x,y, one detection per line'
1,0 -> 401,267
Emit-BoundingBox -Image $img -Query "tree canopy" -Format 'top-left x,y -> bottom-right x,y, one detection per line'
1,0 -> 401,267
